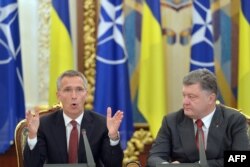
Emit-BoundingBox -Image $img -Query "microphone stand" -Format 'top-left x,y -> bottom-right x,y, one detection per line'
82,129 -> 96,167
198,129 -> 208,167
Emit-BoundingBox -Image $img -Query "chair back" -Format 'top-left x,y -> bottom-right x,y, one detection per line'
14,105 -> 61,167
241,112 -> 250,139
126,161 -> 141,167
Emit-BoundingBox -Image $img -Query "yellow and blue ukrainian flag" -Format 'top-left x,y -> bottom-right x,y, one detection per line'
238,0 -> 250,115
94,0 -> 134,149
0,0 -> 25,153
190,0 -> 214,72
138,0 -> 167,138
49,0 -> 73,105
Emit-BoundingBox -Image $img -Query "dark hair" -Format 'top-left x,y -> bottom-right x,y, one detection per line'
57,70 -> 88,90
183,68 -> 217,95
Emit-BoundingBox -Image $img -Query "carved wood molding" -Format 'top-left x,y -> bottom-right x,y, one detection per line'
123,126 -> 153,166
78,0 -> 98,110
37,0 -> 51,103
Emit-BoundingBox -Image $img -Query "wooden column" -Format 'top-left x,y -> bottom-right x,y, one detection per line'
76,0 -> 98,110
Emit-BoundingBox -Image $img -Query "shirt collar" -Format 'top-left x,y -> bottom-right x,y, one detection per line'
63,112 -> 84,126
193,107 -> 216,128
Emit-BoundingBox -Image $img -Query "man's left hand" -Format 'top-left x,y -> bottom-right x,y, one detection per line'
106,107 -> 123,140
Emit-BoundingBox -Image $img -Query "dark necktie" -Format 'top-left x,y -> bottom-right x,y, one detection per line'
68,120 -> 78,163
195,119 -> 205,150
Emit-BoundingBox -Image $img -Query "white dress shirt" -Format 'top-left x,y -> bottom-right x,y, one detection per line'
193,108 -> 216,148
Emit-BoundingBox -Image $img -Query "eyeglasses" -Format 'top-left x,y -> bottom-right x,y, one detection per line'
61,87 -> 86,95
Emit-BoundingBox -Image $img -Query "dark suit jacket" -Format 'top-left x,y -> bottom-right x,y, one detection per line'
147,104 -> 249,167
23,110 -> 123,167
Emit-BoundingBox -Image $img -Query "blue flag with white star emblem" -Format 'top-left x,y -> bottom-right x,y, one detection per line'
94,0 -> 133,149
190,0 -> 215,72
0,0 -> 25,153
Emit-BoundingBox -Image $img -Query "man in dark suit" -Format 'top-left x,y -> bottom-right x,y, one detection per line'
24,70 -> 124,167
147,68 -> 249,167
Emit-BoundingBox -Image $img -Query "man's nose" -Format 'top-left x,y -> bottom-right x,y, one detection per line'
71,90 -> 78,97
182,96 -> 190,104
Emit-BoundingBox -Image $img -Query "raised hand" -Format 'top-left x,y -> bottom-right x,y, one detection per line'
106,107 -> 123,140
26,109 -> 40,139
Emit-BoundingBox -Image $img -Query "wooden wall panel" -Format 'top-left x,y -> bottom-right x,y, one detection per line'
0,145 -> 17,167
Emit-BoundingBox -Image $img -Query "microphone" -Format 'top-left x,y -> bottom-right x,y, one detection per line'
198,128 -> 208,167
81,129 -> 96,167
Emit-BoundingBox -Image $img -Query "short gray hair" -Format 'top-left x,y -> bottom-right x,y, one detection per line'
183,68 -> 218,95
57,70 -> 88,90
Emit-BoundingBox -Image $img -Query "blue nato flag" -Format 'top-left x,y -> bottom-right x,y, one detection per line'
94,0 -> 134,149
0,0 -> 25,153
190,0 -> 215,72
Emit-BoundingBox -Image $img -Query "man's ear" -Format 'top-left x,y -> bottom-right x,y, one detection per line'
84,89 -> 88,96
56,91 -> 60,101
209,93 -> 217,103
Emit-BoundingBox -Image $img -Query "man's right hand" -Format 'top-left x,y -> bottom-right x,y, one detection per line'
26,109 -> 40,139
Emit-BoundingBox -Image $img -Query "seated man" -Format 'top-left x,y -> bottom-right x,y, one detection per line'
147,68 -> 249,167
24,70 -> 124,167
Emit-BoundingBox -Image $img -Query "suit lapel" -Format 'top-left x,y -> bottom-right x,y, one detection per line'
52,111 -> 68,163
178,115 -> 199,162
206,105 -> 225,158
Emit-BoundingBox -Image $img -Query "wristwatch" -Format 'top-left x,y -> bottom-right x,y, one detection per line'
108,132 -> 120,141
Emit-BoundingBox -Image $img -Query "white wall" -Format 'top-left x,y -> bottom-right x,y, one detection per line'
19,0 -> 39,109
18,0 -> 77,109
